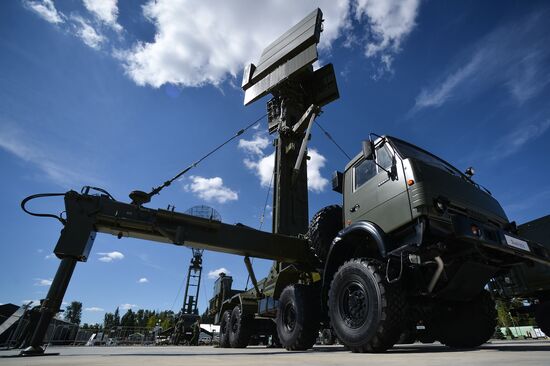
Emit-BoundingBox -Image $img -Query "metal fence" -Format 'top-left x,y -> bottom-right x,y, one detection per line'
1,313 -> 80,349
1,310 -> 220,349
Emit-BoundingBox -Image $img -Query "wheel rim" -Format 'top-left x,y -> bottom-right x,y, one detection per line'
282,303 -> 297,333
339,281 -> 368,329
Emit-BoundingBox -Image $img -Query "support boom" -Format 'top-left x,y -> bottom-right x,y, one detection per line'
20,190 -> 317,355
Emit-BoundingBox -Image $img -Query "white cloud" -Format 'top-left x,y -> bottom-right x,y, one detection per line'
83,0 -> 122,32
118,0 -> 420,87
354,0 -> 420,75
84,307 -> 104,312
488,120 -> 550,161
413,11 -> 550,112
414,55 -> 482,110
307,149 -> 329,192
240,132 -> 275,187
208,267 -> 230,279
243,150 -> 328,192
120,303 -> 138,310
238,134 -> 270,156
24,0 -> 65,24
244,153 -> 275,188
0,124 -> 95,187
34,278 -> 52,286
184,176 -> 238,203
23,1 -> 421,84
97,251 -> 125,262
119,0 -> 350,88
45,254 -> 55,260
137,277 -> 149,284
72,16 -> 105,50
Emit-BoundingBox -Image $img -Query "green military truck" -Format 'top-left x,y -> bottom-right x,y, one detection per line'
20,9 -> 550,356
489,215 -> 550,335
207,135 -> 550,352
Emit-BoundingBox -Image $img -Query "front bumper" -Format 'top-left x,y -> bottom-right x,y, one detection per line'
451,215 -> 550,266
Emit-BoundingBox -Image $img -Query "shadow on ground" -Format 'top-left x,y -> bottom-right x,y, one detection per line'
96,343 -> 550,357
2,342 -> 549,359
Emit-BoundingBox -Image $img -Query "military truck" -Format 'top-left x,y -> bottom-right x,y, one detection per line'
20,9 -> 550,356
204,134 -> 550,352
489,215 -> 550,335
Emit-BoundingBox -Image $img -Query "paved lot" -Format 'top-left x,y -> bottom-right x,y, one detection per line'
1,341 -> 549,366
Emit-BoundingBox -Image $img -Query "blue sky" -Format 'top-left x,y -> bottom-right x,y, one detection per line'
1,0 -> 549,324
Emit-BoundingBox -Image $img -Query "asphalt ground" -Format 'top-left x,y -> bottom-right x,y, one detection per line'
1,340 -> 549,366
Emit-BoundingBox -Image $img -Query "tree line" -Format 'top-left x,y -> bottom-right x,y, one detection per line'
63,301 -> 177,331
65,298 -> 538,333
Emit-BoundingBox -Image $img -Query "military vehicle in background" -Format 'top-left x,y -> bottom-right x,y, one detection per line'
208,272 -> 278,347
489,215 -> 550,335
20,8 -> 550,356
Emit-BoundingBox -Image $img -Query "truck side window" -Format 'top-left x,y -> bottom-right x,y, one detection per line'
376,144 -> 393,171
354,159 -> 376,190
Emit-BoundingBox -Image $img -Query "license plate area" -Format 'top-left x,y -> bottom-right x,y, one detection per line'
504,234 -> 530,252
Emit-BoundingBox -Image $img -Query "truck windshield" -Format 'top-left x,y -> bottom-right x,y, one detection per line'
389,138 -> 464,177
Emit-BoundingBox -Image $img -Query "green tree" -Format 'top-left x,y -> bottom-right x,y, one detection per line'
104,312 -> 115,329
146,313 -> 158,329
64,301 -> 82,325
136,309 -> 148,328
496,299 -> 512,327
114,307 -> 120,327
496,298 -> 537,328
121,309 -> 136,327
158,310 -> 175,330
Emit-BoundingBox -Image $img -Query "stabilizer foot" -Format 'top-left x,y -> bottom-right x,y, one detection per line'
19,345 -> 47,356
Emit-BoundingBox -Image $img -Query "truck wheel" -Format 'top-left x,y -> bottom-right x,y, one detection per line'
328,258 -> 405,353
308,205 -> 342,263
436,291 -> 497,348
276,284 -> 320,350
219,310 -> 231,348
535,301 -> 550,336
229,306 -> 251,348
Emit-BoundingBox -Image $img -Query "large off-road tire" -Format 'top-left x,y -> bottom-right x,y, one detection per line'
229,306 -> 252,348
328,258 -> 405,353
433,290 -> 497,348
219,310 -> 231,348
535,301 -> 550,336
308,205 -> 343,263
276,284 -> 320,350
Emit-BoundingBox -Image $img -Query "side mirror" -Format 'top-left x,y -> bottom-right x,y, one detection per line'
332,171 -> 343,194
362,140 -> 375,160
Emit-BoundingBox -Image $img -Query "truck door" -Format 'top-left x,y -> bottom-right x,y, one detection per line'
347,141 -> 412,233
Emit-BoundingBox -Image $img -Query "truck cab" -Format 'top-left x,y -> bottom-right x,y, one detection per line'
321,135 -> 550,351
337,135 -> 548,275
